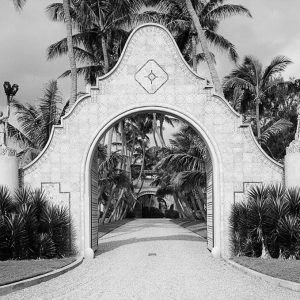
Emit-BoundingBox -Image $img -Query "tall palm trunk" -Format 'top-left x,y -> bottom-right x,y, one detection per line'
99,184 -> 116,224
190,195 -> 198,219
152,116 -> 159,147
158,118 -> 166,147
255,92 -> 261,141
173,192 -> 186,218
185,0 -> 224,97
97,0 -> 113,158
153,113 -> 165,147
137,139 -> 146,183
108,189 -> 125,223
119,121 -> 127,170
179,193 -> 194,219
63,0 -> 77,106
106,127 -> 114,158
192,188 -> 207,221
97,0 -> 109,73
191,34 -> 197,72
120,203 -> 128,220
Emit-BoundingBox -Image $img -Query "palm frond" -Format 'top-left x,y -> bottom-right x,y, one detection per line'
262,56 -> 293,85
207,4 -> 252,21
260,119 -> 293,146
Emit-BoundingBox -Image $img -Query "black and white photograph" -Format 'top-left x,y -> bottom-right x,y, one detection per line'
0,1 -> 300,299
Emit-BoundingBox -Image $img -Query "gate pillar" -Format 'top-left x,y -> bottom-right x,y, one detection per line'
285,140 -> 300,188
0,146 -> 19,191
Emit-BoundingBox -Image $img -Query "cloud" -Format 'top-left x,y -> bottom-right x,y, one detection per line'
0,0 -> 299,109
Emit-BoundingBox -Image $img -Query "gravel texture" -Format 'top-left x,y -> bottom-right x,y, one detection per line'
2,219 -> 299,300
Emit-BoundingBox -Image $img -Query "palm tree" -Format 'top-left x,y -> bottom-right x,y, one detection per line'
12,0 -> 77,107
63,0 -> 77,106
9,81 -> 64,165
47,0 -> 144,84
144,0 -> 251,96
154,124 -> 207,220
223,55 -> 292,141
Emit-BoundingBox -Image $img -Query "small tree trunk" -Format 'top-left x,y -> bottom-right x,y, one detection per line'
63,0 -> 77,107
260,237 -> 271,259
185,0 -> 224,97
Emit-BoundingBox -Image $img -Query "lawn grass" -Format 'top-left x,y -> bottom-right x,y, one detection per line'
0,257 -> 76,286
232,256 -> 300,283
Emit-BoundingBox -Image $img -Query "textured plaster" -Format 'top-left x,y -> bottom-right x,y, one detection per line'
21,24 -> 283,257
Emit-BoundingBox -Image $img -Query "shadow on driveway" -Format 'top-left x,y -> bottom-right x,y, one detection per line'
96,221 -> 206,257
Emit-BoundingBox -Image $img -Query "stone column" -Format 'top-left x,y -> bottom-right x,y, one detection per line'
0,146 -> 19,191
285,140 -> 300,188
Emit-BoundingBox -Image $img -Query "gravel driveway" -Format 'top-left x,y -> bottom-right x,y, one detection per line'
3,219 -> 299,300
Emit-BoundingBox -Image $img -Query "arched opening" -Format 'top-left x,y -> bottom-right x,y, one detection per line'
82,106 -> 222,257
134,192 -> 167,218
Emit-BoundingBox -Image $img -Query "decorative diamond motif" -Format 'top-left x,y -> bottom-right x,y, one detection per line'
135,59 -> 168,94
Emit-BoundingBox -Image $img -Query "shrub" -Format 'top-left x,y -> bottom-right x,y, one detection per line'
142,207 -> 164,218
125,210 -> 135,219
229,184 -> 300,259
165,209 -> 179,219
0,186 -> 75,260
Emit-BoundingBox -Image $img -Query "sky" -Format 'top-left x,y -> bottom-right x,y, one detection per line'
0,0 -> 300,110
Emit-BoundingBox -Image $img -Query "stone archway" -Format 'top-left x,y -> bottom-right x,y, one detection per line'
21,23 -> 284,258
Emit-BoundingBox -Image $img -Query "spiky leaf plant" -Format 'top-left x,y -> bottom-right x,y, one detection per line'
247,185 -> 272,259
41,204 -> 72,257
278,215 -> 300,259
229,202 -> 249,256
285,188 -> 300,217
0,186 -> 14,216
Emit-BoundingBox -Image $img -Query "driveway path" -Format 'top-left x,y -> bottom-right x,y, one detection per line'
3,219 -> 299,300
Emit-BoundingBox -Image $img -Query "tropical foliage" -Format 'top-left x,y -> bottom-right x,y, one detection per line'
0,186 -> 75,260
223,55 -> 293,142
7,81 -> 66,166
12,0 -> 78,106
152,124 -> 208,221
46,0 -> 251,87
230,184 -> 300,259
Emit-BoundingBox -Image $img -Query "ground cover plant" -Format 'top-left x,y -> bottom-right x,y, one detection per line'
0,186 -> 75,260
0,257 -> 76,286
229,184 -> 300,259
232,256 -> 300,283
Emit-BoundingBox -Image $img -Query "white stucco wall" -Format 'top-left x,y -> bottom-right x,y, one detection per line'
0,147 -> 19,192
21,24 -> 284,258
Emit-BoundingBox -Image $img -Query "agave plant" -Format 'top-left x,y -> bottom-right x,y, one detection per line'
229,184 -> 300,259
229,202 -> 250,256
285,188 -> 300,217
0,186 -> 14,216
0,186 -> 74,260
278,215 -> 300,259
